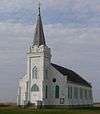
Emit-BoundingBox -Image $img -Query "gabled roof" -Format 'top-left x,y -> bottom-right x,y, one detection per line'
51,63 -> 92,87
33,6 -> 46,46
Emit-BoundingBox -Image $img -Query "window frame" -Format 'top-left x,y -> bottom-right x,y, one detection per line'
55,85 -> 59,98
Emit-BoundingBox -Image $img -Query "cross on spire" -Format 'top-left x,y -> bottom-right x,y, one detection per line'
38,2 -> 41,16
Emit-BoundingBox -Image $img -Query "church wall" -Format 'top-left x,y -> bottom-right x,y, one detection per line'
42,62 -> 93,107
43,65 -> 68,106
18,75 -> 28,106
67,83 -> 93,106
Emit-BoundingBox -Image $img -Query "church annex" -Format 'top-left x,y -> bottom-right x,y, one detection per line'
17,6 -> 93,108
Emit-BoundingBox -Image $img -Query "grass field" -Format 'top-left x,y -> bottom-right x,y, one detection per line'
0,107 -> 100,114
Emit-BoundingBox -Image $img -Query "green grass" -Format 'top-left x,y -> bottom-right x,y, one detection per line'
0,107 -> 100,114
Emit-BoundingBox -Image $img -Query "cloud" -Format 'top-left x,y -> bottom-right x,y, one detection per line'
0,0 -> 100,13
44,0 -> 100,12
0,0 -> 100,27
0,0 -> 36,11
0,22 -> 100,102
44,0 -> 100,27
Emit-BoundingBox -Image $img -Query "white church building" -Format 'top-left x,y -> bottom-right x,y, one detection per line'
17,6 -> 93,108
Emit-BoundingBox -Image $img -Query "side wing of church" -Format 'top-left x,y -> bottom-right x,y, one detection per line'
17,6 -> 93,108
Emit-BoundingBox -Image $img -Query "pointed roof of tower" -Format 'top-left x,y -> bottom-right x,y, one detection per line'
33,5 -> 46,46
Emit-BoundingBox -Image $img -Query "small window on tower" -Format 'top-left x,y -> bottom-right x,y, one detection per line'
32,66 -> 37,79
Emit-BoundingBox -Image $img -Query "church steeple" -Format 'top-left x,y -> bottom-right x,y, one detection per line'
33,4 -> 46,46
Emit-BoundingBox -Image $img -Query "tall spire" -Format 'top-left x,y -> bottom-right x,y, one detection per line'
33,3 -> 46,46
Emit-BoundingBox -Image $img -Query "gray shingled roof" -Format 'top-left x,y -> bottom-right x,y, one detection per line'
51,63 -> 91,87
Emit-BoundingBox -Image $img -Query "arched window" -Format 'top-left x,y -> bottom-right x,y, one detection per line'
32,66 -> 37,79
89,90 -> 92,99
80,88 -> 83,99
31,84 -> 39,92
55,85 -> 59,98
74,87 -> 78,99
45,85 -> 48,98
85,89 -> 88,99
68,86 -> 72,99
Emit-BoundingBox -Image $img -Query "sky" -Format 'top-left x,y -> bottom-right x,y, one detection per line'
0,0 -> 100,102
